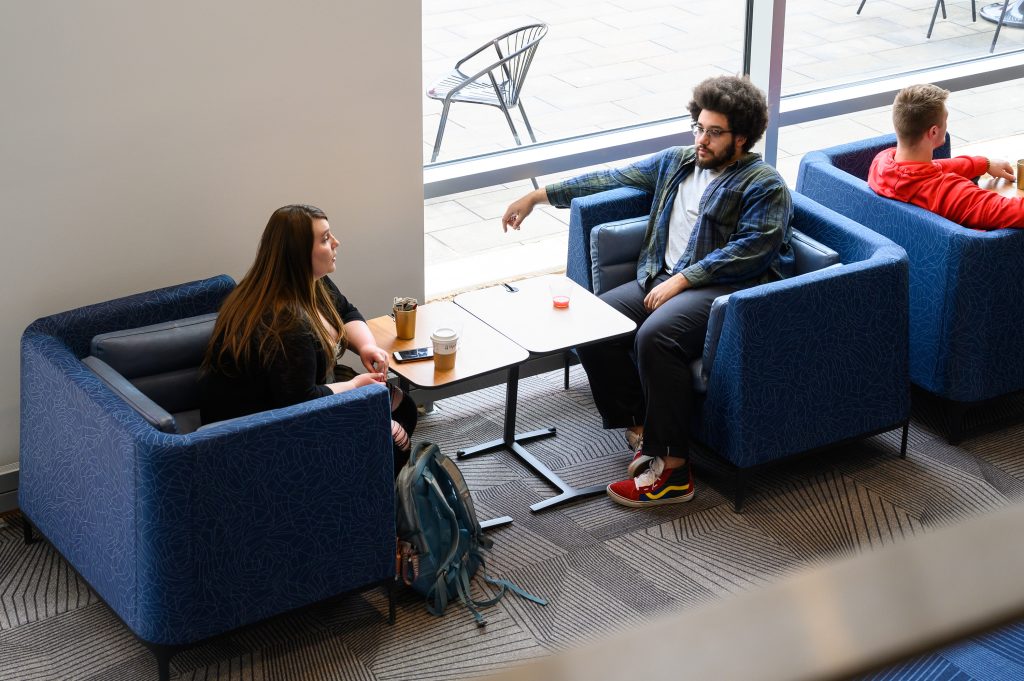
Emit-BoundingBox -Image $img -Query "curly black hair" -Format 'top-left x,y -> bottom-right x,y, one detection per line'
687,75 -> 768,153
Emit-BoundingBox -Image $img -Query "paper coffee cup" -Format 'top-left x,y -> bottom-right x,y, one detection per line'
431,327 -> 458,371
1017,159 -> 1024,191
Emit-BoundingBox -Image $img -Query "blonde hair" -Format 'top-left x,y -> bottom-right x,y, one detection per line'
892,84 -> 949,145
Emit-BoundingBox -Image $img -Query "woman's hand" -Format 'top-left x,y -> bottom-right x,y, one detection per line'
359,343 -> 389,375
330,372 -> 385,394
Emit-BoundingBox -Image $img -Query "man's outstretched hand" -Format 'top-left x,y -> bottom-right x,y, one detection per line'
501,187 -> 549,232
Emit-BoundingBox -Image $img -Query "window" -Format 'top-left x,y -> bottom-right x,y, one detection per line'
424,0 -> 1024,298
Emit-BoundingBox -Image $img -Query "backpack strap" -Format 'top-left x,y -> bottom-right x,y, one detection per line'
436,454 -> 493,550
484,575 -> 548,606
422,467 -> 462,618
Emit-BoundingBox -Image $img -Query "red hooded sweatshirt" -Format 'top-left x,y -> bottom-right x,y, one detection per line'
867,148 -> 1024,230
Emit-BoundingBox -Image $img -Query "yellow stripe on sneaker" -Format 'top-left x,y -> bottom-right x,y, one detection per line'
645,482 -> 692,500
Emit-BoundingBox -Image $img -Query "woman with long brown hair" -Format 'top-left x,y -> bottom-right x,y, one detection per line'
200,204 -> 416,474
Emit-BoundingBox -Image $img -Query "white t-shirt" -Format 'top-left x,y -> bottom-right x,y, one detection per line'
665,166 -> 722,271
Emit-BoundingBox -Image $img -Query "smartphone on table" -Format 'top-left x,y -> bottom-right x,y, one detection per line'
393,347 -> 433,362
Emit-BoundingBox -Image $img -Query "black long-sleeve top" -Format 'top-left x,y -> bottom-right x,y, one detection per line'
199,278 -> 365,425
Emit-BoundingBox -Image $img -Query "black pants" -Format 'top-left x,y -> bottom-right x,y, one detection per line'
576,272 -> 743,458
390,386 -> 417,476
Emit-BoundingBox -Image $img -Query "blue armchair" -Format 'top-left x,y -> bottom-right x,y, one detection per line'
19,275 -> 396,680
566,189 -> 910,509
797,133 -> 1024,441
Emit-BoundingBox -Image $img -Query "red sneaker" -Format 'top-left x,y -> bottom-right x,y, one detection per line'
607,458 -> 695,508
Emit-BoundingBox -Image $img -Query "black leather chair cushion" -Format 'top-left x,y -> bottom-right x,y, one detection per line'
589,216 -> 646,294
90,313 -> 217,418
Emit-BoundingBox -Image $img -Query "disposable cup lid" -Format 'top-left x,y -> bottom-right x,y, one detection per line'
431,327 -> 458,342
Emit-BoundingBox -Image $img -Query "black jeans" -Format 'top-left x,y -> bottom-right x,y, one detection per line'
576,272 -> 743,458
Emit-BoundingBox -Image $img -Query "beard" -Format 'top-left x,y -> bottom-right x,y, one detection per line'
695,143 -> 735,171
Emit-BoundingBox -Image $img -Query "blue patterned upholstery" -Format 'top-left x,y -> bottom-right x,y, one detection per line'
796,134 -> 1024,405
863,620 -> 1024,680
19,276 -> 395,648
566,190 -> 910,471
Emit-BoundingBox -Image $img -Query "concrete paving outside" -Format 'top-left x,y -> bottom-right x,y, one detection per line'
422,0 -> 1024,298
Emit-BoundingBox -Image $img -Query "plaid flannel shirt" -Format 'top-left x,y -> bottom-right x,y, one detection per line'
546,146 -> 793,288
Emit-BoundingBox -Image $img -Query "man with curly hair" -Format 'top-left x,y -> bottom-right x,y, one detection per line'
501,74 -> 792,508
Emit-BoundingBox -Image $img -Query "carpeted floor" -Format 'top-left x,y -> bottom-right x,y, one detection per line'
2,366 -> 1024,680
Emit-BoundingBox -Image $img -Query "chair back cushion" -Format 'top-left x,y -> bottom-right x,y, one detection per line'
90,313 -> 217,419
589,216 -> 646,294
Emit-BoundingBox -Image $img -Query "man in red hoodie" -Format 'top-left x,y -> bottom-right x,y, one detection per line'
868,83 -> 1024,230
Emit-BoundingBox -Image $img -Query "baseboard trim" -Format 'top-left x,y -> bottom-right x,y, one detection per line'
0,464 -> 19,513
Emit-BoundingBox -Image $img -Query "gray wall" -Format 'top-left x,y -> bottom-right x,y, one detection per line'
0,2 -> 424,471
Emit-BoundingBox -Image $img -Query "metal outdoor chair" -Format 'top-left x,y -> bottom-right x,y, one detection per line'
857,0 -> 975,38
856,0 -> 1012,52
983,0 -> 1018,52
426,24 -> 548,188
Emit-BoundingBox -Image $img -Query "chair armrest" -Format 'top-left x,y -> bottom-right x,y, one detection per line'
82,356 -> 177,433
701,254 -> 909,467
588,217 -> 646,295
567,188 -> 652,291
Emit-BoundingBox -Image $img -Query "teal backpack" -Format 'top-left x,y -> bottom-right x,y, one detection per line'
395,441 -> 546,625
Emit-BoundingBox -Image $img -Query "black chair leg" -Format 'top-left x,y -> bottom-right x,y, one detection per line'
733,469 -> 747,513
856,0 -> 867,14
899,420 -> 909,459
145,642 -> 181,681
387,578 -> 396,625
22,516 -> 36,545
946,400 -> 967,445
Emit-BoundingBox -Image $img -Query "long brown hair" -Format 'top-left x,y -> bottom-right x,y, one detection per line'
204,204 -> 345,377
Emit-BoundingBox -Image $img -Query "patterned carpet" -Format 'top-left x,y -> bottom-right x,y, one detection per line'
2,366 -> 1024,680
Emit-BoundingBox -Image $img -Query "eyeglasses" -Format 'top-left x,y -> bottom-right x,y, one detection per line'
691,123 -> 732,140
